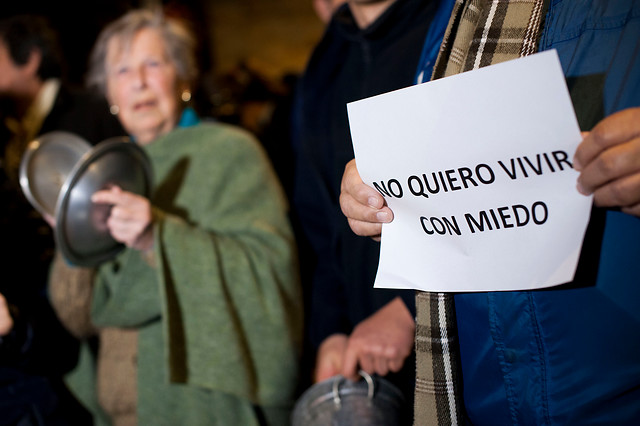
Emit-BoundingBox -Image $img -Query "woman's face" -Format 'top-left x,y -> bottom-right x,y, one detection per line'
105,28 -> 186,145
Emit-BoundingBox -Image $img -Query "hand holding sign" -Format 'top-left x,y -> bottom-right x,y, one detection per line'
339,159 -> 393,240
574,107 -> 640,216
346,50 -> 593,292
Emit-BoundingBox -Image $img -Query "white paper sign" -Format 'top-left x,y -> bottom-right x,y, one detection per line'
347,50 -> 592,292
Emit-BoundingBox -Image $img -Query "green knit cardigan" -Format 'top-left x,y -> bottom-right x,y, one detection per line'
68,122 -> 303,425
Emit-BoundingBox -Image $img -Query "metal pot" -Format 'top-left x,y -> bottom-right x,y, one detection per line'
291,371 -> 406,426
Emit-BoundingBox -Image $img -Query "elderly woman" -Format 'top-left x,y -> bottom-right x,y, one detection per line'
48,9 -> 302,426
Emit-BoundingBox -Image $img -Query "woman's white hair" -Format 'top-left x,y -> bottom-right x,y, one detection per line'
86,8 -> 198,95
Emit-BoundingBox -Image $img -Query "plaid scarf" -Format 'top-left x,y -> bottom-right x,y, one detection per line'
432,0 -> 546,78
414,1 -> 546,425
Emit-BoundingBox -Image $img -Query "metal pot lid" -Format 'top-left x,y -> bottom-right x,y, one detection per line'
19,131 -> 92,217
55,137 -> 153,267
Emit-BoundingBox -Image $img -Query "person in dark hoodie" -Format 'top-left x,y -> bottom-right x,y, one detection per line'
0,14 -> 124,425
291,1 -> 453,423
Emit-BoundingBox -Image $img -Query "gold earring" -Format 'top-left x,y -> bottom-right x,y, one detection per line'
109,105 -> 119,115
181,90 -> 192,102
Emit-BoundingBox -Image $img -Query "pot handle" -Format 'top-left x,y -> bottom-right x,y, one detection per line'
332,370 -> 375,409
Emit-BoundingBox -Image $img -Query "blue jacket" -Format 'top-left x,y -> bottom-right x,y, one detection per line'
455,1 -> 640,424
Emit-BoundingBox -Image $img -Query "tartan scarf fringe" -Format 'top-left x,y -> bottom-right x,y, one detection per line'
415,378 -> 456,396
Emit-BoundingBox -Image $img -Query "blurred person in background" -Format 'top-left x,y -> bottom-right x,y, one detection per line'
48,8 -> 303,426
291,0 -> 453,423
0,14 -> 123,426
313,0 -> 348,24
